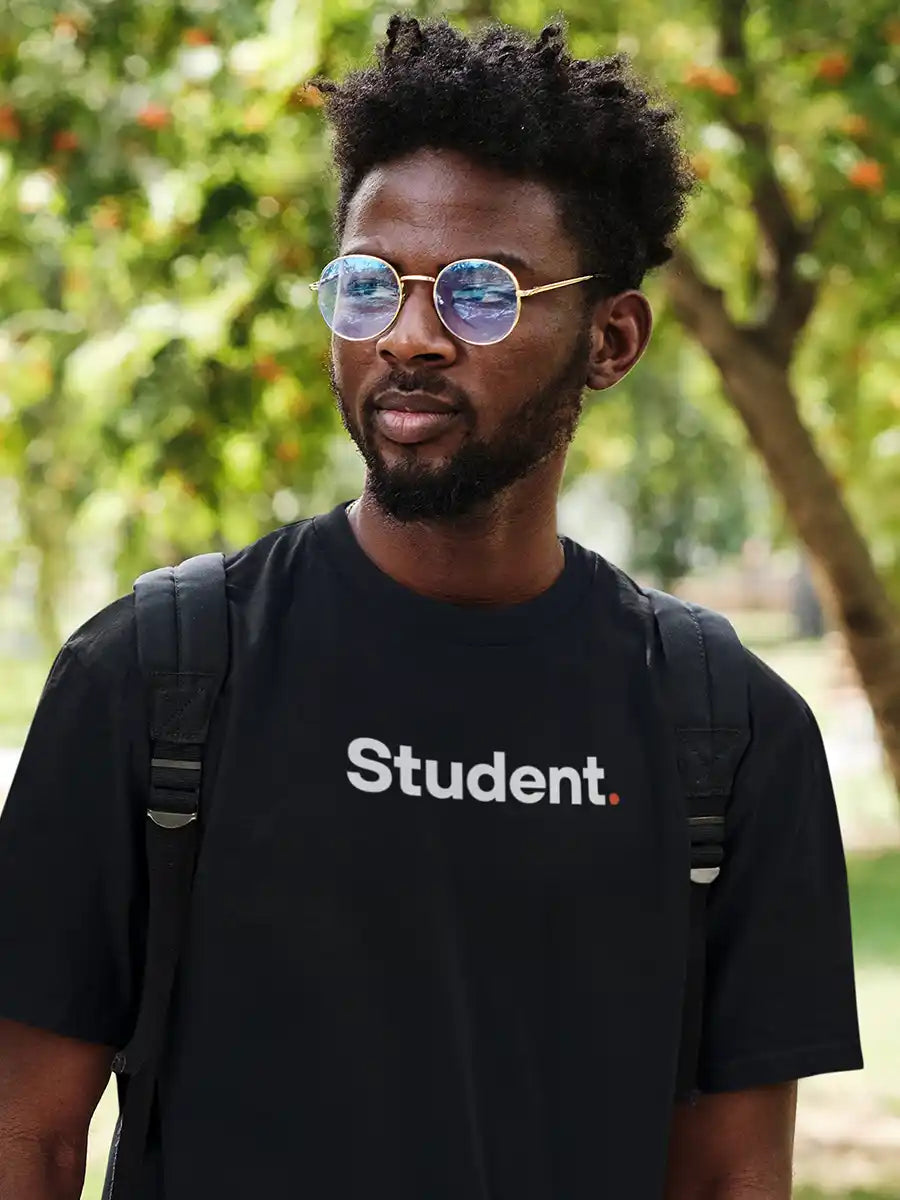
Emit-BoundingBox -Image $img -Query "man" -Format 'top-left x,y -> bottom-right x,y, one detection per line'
0,15 -> 862,1200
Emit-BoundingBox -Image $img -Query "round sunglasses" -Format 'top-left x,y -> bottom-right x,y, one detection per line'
310,254 -> 601,346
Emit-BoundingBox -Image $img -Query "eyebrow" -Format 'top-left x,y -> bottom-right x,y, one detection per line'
342,248 -> 535,275
476,251 -> 533,274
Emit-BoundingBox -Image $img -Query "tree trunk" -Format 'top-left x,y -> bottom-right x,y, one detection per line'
666,252 -> 900,799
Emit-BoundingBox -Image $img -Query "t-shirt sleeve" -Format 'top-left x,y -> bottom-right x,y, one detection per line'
0,597 -> 147,1048
697,649 -> 864,1093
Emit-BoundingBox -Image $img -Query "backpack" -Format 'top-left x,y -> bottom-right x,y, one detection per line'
103,550 -> 751,1198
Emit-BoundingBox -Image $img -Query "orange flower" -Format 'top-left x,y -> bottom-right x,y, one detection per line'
0,105 -> 21,140
183,28 -> 212,46
707,67 -> 739,97
682,64 -> 739,97
816,52 -> 850,83
137,103 -> 172,131
254,356 -> 285,382
683,64 -> 709,88
275,438 -> 301,463
847,160 -> 884,192
53,129 -> 80,152
839,114 -> 870,139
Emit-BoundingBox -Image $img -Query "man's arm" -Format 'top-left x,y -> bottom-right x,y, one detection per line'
0,1017 -> 113,1200
664,1081 -> 797,1199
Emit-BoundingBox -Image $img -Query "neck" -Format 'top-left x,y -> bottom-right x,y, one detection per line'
348,457 -> 566,607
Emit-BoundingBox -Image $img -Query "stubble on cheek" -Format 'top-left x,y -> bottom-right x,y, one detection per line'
328,356 -> 362,443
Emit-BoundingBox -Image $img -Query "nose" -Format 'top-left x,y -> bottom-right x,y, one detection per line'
376,278 -> 458,368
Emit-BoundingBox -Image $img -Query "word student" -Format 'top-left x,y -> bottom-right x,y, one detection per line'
347,737 -> 617,806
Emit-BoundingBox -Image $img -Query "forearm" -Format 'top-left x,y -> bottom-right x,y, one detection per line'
709,1180 -> 791,1200
0,1134 -> 86,1200
665,1165 -> 792,1200
665,1082 -> 796,1200
666,1164 -> 792,1200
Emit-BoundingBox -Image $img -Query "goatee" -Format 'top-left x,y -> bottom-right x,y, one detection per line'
331,330 -> 589,522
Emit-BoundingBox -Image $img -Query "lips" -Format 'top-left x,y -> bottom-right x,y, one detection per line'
372,390 -> 461,446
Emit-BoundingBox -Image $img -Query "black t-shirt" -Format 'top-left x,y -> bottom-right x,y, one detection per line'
0,502 -> 862,1199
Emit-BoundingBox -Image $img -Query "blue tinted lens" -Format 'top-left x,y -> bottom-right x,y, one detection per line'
316,255 -> 400,340
434,260 -> 519,345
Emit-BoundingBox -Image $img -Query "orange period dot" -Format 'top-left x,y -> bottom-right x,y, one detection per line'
609,793 -> 621,806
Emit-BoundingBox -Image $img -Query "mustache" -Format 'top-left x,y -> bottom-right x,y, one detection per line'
364,369 -> 472,415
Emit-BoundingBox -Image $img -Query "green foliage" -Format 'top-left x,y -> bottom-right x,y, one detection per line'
568,315 -> 758,588
0,652 -> 49,746
1,0 -> 899,645
845,849 -> 900,967
0,0 -> 357,629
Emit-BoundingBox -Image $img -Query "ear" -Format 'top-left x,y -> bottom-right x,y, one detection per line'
586,290 -> 653,391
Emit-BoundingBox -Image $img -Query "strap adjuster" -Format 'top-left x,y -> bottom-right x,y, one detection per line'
690,866 -> 720,884
148,755 -> 201,828
148,809 -> 198,829
688,814 -> 724,885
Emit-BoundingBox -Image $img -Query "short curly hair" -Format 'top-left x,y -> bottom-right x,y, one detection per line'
315,15 -> 694,294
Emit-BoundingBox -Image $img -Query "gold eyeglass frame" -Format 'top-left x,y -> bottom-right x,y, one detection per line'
309,254 -> 601,346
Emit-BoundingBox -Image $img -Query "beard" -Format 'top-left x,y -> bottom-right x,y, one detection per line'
331,329 -> 590,522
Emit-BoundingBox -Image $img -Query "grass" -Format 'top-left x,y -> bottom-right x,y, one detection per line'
847,850 -> 900,967
795,1190 -> 900,1199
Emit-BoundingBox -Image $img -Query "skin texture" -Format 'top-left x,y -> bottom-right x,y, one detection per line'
333,148 -> 652,606
0,1016 -> 113,1199
664,1081 -> 798,1198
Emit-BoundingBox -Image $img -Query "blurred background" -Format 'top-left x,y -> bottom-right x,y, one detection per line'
0,1 -> 898,1197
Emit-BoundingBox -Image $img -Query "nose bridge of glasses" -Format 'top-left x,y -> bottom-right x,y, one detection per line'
383,272 -> 454,352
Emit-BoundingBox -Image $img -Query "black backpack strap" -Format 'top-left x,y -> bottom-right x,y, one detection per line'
643,587 -> 750,1099
104,552 -> 228,1199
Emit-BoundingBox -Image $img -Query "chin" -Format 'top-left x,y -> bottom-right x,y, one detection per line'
371,428 -> 464,469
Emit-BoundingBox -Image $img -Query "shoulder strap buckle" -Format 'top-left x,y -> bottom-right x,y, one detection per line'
148,753 -> 202,827
690,867 -> 721,885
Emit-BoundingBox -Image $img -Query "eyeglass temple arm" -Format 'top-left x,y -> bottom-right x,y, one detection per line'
518,274 -> 599,298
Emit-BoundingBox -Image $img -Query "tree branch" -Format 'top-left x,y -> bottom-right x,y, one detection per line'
716,0 -> 819,364
664,248 -> 752,370
664,245 -> 804,433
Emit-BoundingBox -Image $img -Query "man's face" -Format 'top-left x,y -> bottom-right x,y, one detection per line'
329,149 -> 594,521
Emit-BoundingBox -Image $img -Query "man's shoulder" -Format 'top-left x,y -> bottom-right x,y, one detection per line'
222,515 -> 317,595
635,578 -> 815,734
626,575 -> 818,753
740,643 -> 818,753
61,515 -> 320,680
683,598 -> 816,746
62,593 -> 138,682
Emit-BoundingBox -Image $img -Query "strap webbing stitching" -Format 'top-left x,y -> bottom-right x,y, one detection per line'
685,602 -> 710,740
173,566 -> 182,675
